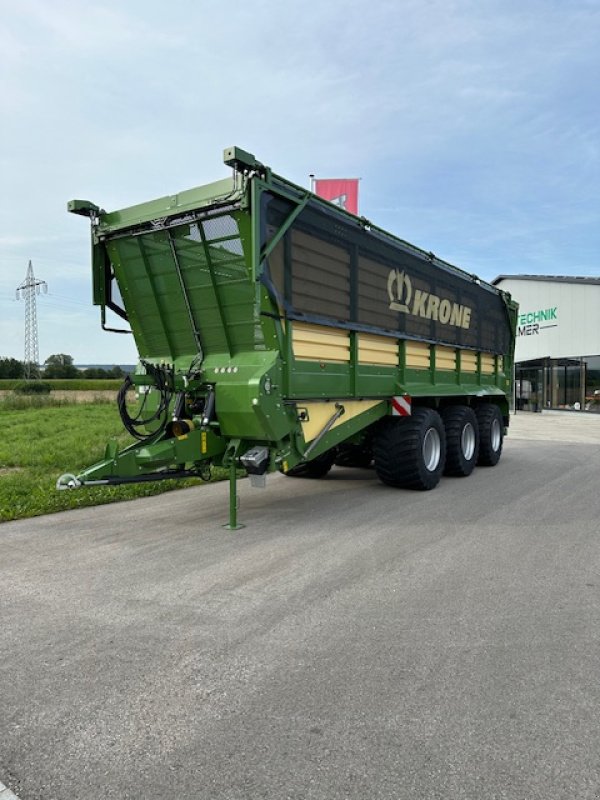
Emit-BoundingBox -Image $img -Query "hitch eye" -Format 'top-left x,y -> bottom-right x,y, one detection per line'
56,473 -> 81,490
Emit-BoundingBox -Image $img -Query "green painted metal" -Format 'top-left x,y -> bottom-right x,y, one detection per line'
96,178 -> 240,234
224,461 -> 244,531
60,146 -> 518,526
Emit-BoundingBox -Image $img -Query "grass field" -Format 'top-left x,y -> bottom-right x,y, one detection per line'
0,399 -> 211,523
0,378 -> 123,391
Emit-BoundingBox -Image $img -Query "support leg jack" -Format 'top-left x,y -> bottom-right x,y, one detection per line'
223,461 -> 244,530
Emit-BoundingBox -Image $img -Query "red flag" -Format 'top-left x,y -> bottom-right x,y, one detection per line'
313,178 -> 359,215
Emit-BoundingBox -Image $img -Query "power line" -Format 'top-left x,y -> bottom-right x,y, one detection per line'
16,260 -> 47,379
46,292 -> 90,307
2,292 -> 89,310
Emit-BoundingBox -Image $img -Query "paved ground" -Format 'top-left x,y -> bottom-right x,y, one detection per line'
1,413 -> 600,799
510,409 -> 600,443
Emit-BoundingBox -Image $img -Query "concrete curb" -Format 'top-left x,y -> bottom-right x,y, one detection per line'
0,781 -> 22,800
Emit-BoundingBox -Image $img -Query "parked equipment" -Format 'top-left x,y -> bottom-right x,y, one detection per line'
58,146 -> 518,528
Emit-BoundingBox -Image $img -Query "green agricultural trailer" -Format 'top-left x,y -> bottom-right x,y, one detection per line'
58,146 -> 518,528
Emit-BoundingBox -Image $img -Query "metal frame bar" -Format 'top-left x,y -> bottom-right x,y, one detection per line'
166,229 -> 204,355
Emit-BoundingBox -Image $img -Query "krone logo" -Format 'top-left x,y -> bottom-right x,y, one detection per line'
385,268 -> 472,330
387,269 -> 412,313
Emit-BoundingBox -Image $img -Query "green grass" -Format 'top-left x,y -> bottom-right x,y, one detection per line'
0,379 -> 122,391
0,394 -> 114,410
0,401 -> 217,523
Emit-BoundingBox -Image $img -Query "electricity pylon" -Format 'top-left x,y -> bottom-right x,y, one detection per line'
16,260 -> 47,379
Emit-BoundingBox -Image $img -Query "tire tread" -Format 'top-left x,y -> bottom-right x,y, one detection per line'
441,405 -> 479,477
374,408 -> 445,490
476,404 -> 503,466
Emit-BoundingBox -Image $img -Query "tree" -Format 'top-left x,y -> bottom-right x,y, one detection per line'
81,366 -> 124,379
0,357 -> 25,379
43,354 -> 78,379
82,367 -> 103,379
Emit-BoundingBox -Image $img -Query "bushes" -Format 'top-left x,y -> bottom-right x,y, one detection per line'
0,357 -> 26,379
13,381 -> 52,395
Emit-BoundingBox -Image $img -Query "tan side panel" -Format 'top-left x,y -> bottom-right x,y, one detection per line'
292,322 -> 350,363
461,351 -> 478,373
436,346 -> 456,371
300,400 -> 382,442
481,354 -> 495,374
406,341 -> 430,369
358,333 -> 398,366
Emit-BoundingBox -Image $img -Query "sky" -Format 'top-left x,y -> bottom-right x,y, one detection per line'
1,0 -> 599,364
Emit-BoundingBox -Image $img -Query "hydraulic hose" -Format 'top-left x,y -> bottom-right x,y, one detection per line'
117,363 -> 173,442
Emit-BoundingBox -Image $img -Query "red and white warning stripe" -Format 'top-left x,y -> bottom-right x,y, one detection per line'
391,394 -> 412,416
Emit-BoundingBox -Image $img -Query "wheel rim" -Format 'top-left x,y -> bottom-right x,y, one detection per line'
461,422 -> 476,461
490,418 -> 502,452
423,428 -> 441,472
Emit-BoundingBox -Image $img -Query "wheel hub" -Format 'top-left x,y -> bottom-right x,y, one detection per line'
461,422 -> 476,461
423,428 -> 441,472
490,418 -> 502,452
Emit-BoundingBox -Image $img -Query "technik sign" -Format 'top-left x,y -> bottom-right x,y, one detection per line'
517,306 -> 558,336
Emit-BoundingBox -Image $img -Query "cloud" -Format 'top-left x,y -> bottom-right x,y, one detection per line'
1,0 -> 599,360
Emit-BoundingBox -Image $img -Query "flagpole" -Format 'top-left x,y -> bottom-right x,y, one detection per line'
309,173 -> 315,193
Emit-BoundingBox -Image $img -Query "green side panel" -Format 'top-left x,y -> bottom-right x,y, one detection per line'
104,211 -> 261,364
287,361 -> 508,402
202,351 -> 292,441
355,365 -> 398,397
288,362 -> 353,398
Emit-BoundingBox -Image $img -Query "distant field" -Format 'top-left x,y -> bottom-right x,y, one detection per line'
0,379 -> 122,391
0,401 -> 213,523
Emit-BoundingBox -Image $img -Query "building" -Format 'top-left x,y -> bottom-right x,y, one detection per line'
493,275 -> 600,413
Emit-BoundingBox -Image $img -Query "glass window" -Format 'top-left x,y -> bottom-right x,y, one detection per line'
551,358 -> 582,410
564,362 -> 581,408
584,355 -> 600,413
515,366 -> 544,411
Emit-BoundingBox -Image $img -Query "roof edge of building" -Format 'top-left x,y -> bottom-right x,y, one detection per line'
493,274 -> 600,286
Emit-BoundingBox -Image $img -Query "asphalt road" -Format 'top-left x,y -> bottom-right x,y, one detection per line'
1,420 -> 600,799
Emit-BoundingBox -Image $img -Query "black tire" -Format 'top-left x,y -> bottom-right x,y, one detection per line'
476,404 -> 504,466
373,408 -> 446,490
284,449 -> 336,478
335,444 -> 373,469
441,405 -> 479,477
